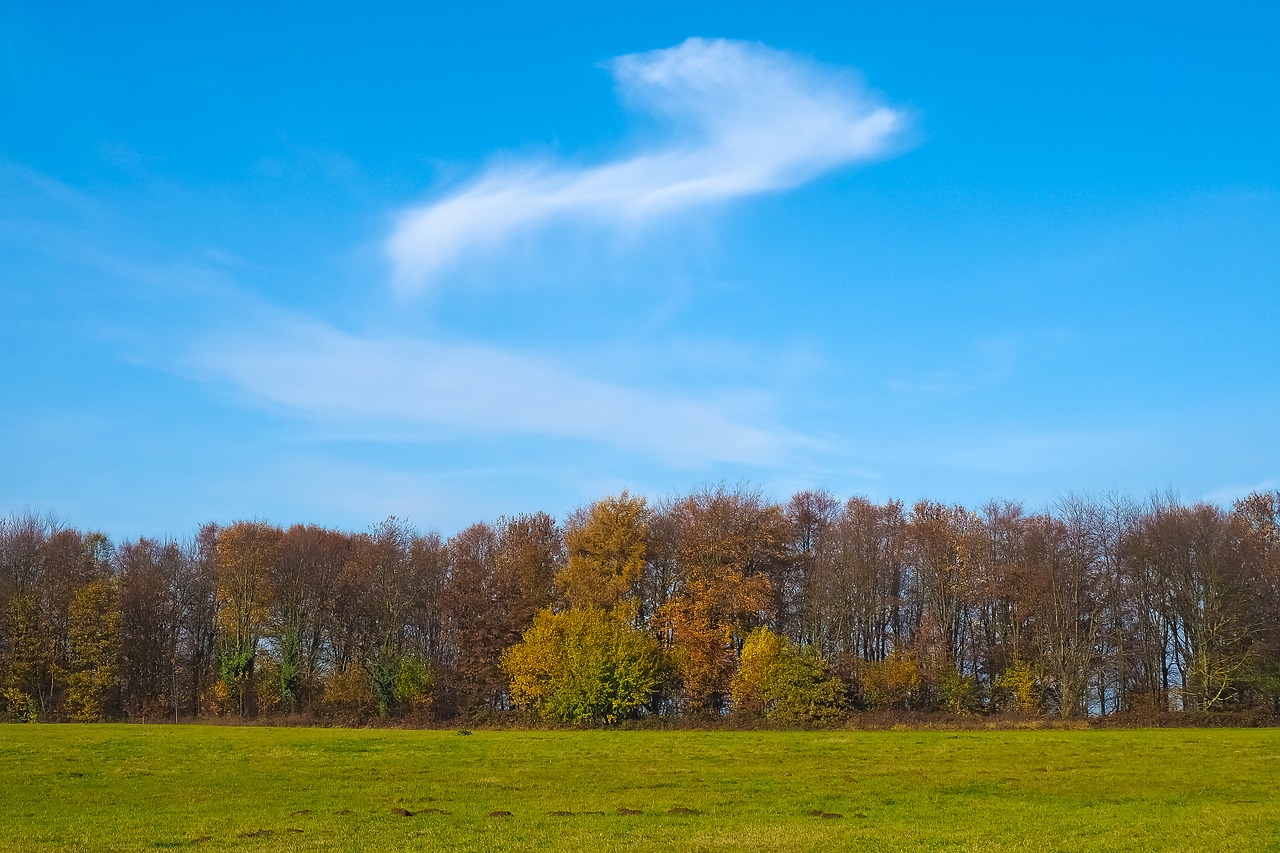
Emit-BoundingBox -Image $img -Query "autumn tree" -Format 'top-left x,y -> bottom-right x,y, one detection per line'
496,512 -> 562,620
1125,500 -> 1264,710
503,607 -> 665,725
971,499 -> 1031,708
809,497 -> 908,671
63,576 -> 120,721
117,538 -> 186,719
1020,511 -> 1102,718
906,501 -> 986,709
0,513 -> 57,720
731,626 -> 845,723
558,493 -> 648,613
785,490 -> 839,646
266,525 -> 350,713
4,480 -> 1279,727
405,531 -> 451,681
442,523 -> 516,714
337,517 -> 436,718
1232,491 -> 1280,710
859,651 -> 923,711
657,485 -> 785,714
637,505 -> 681,626
214,522 -> 281,717
0,519 -> 112,720
177,526 -> 220,717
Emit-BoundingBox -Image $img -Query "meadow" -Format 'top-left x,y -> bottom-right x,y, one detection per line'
1,724 -> 1277,852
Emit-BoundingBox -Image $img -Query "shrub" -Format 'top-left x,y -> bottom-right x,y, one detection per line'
322,664 -> 376,718
731,627 -> 846,724
994,660 -> 1041,714
504,607 -> 666,725
860,652 -> 922,711
936,667 -> 981,715
1,688 -> 38,723
393,654 -> 434,714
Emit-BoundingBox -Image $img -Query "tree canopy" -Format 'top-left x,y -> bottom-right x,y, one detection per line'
2,487 -> 1278,725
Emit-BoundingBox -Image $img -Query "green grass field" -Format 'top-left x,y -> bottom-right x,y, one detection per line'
1,724 -> 1277,852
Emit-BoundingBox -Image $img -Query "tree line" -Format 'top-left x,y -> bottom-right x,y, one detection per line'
1,486 -> 1277,725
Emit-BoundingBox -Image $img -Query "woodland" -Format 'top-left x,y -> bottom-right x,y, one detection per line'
1,486 -> 1277,726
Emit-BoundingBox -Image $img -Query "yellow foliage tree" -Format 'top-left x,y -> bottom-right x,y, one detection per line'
731,626 -> 786,716
557,492 -> 649,612
731,627 -> 846,723
63,578 -> 120,722
320,664 -> 376,718
0,594 -> 47,721
503,607 -> 665,725
860,651 -> 922,710
658,571 -> 774,715
995,659 -> 1041,715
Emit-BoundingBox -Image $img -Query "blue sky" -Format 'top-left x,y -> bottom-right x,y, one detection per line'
2,2 -> 1278,538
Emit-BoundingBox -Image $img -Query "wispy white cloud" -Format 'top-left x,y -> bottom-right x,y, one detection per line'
387,37 -> 906,293
1201,481 -> 1277,506
190,316 -> 809,468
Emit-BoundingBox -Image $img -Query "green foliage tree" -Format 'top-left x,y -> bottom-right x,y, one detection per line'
366,647 -> 433,718
936,667 -> 980,714
731,627 -> 846,723
392,654 -> 434,714
503,608 -> 665,725
275,626 -> 303,714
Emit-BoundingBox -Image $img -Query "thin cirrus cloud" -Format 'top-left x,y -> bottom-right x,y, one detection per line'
191,317 -> 807,468
190,38 -> 901,469
387,37 -> 908,293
